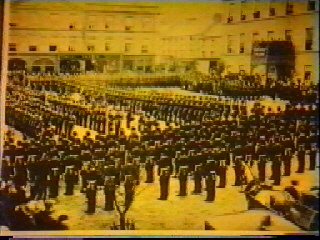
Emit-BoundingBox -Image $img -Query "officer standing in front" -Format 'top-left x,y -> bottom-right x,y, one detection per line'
85,180 -> 97,214
158,168 -> 170,200
205,171 -> 216,202
104,176 -> 116,211
178,166 -> 188,196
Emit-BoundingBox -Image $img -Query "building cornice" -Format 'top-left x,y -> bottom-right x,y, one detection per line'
9,28 -> 156,34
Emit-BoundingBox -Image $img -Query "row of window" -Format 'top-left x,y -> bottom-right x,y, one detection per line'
9,23 -> 152,31
8,44 -> 150,53
227,28 -> 314,54
227,0 -> 316,23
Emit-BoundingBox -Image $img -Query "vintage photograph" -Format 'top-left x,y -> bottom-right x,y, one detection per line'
0,0 -> 319,236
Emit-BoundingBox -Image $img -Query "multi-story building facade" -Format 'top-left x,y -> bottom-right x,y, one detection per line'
202,0 -> 319,83
159,17 -> 222,73
8,1 -> 159,74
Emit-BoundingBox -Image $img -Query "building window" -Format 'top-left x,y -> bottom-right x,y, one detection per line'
141,45 -> 149,53
69,24 -> 75,30
267,31 -> 274,41
49,46 -> 57,51
304,65 -> 312,80
228,3 -> 235,23
240,44 -> 245,53
87,46 -> 95,51
239,65 -> 245,74
286,1 -> 294,15
9,23 -> 17,27
29,46 -> 37,51
227,35 -> 234,54
269,7 -> 276,16
307,0 -> 316,11
105,43 -> 110,51
253,11 -> 260,18
227,16 -> 233,23
285,30 -> 292,41
305,28 -> 313,50
105,24 -> 109,29
240,33 -> 245,53
68,46 -> 75,51
253,32 -> 259,43
88,25 -> 94,29
240,1 -> 247,20
125,26 -> 132,31
9,43 -> 17,51
125,43 -> 132,52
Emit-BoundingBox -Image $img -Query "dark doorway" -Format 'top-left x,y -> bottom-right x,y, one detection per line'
45,66 -> 55,73
85,60 -> 94,71
123,60 -> 134,71
31,66 -> 41,72
60,60 -> 80,73
8,59 -> 26,71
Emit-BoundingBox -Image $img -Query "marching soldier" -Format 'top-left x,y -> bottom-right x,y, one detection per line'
64,166 -> 78,196
178,166 -> 188,196
205,171 -> 216,202
85,180 -> 97,214
192,165 -> 203,194
158,168 -> 170,200
104,176 -> 116,211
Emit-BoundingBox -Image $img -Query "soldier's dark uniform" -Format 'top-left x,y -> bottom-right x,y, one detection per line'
178,167 -> 188,196
205,172 -> 216,202
273,155 -> 282,186
158,169 -> 170,200
233,156 -> 243,186
64,166 -> 78,196
48,168 -> 60,198
124,175 -> 135,208
309,144 -> 317,170
145,159 -> 155,183
283,149 -> 292,176
297,144 -> 306,173
85,180 -> 97,214
192,165 -> 203,194
258,155 -> 267,182
104,176 -> 116,211
218,160 -> 227,188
